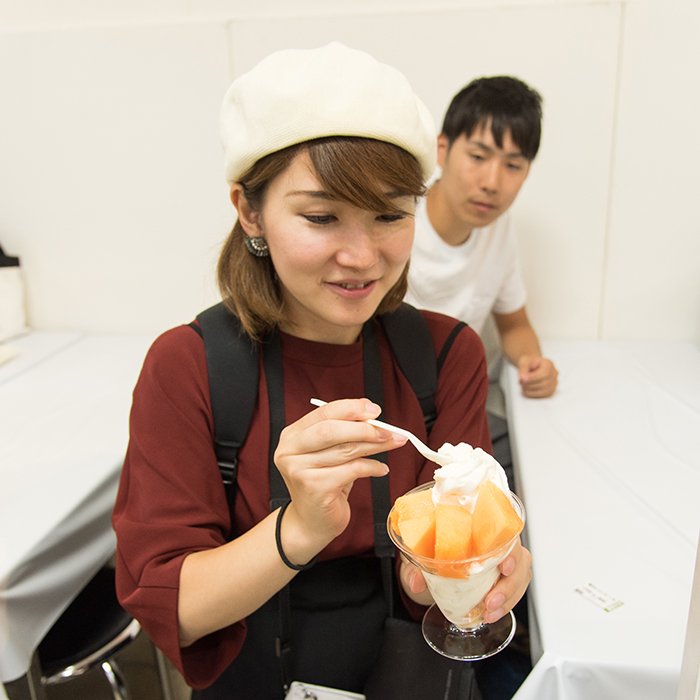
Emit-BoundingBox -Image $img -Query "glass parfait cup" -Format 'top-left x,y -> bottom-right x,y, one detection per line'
387,481 -> 525,661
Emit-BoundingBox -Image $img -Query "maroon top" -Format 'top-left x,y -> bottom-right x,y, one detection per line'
112,310 -> 490,688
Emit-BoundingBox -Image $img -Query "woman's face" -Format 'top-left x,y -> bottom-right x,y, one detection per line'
239,151 -> 415,344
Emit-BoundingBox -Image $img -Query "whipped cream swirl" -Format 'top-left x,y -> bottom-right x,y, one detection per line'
432,442 -> 511,510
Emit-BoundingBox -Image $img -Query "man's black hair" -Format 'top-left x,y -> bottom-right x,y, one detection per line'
441,76 -> 543,160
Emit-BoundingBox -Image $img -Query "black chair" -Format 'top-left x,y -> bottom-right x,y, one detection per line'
37,565 -> 141,699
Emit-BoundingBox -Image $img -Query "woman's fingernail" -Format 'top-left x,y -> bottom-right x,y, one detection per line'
501,558 -> 515,576
364,401 -> 381,414
487,593 -> 505,611
391,434 -> 408,444
484,609 -> 503,624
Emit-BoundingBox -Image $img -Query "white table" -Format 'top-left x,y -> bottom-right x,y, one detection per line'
0,331 -> 154,698
503,340 -> 700,700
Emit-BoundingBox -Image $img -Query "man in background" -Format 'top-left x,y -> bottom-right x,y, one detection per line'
406,75 -> 558,406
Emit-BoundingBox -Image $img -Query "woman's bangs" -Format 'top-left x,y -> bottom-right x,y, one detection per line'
307,137 -> 424,213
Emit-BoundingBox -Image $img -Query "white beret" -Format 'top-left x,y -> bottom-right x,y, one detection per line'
220,42 -> 436,183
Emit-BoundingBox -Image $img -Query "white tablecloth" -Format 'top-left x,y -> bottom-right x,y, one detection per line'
504,340 -> 700,700
0,331 -> 154,689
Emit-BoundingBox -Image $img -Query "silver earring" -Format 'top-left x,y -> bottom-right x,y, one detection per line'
244,236 -> 269,257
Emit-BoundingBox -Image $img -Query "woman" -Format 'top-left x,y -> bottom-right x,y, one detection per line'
113,42 -> 531,698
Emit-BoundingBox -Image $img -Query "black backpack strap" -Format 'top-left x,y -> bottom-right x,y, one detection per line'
362,320 -> 396,618
260,331 -> 295,692
263,331 -> 291,512
378,303 -> 438,430
437,320 -> 468,374
379,303 -> 468,433
194,303 -> 259,529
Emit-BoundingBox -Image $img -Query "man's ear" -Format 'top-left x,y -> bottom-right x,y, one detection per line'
230,184 -> 262,236
436,134 -> 449,168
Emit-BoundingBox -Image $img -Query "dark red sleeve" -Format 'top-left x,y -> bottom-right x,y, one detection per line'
112,325 -> 246,688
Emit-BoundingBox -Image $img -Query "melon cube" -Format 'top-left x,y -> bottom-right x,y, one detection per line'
392,488 -> 434,526
435,503 -> 473,561
391,488 -> 436,558
398,513 -> 436,558
471,481 -> 523,555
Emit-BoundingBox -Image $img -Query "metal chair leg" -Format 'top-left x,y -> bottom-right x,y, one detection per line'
101,659 -> 129,700
3,653 -> 48,700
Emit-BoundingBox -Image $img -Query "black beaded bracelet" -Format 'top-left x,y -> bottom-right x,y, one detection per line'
275,501 -> 317,571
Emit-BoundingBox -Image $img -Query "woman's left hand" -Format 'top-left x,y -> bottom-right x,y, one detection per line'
398,555 -> 433,607
482,539 -> 532,622
398,539 -> 532,620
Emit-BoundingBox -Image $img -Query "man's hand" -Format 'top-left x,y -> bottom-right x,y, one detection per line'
517,355 -> 558,398
494,308 -> 558,398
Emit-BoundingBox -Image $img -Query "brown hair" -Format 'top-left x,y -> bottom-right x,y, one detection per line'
217,136 -> 425,341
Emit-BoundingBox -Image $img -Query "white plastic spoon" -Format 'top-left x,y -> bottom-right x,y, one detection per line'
309,398 -> 450,467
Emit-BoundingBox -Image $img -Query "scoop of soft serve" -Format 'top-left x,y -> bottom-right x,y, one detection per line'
432,442 -> 511,510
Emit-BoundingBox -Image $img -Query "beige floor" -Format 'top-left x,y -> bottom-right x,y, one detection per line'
44,631 -> 191,700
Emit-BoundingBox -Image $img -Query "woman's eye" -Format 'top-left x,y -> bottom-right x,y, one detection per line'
469,153 -> 485,162
376,213 -> 407,223
303,214 -> 335,225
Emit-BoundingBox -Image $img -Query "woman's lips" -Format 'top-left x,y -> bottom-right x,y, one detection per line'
326,279 -> 377,298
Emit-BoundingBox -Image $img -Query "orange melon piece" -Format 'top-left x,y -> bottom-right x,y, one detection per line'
397,514 -> 436,558
435,503 -> 473,560
471,481 -> 523,555
392,488 -> 434,522
391,488 -> 436,558
390,487 -> 434,533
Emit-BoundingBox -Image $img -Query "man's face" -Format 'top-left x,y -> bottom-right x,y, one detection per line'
436,121 -> 531,231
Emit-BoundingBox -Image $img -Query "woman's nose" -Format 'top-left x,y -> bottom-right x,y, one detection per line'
335,227 -> 379,268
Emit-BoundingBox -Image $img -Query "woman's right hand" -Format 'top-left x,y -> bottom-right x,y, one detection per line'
179,398 -> 407,646
273,398 -> 408,563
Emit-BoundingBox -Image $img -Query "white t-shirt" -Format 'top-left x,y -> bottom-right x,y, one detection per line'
406,197 -> 526,335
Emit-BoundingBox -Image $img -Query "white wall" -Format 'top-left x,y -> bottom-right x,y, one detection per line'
603,1 -> 700,342
0,0 -> 698,341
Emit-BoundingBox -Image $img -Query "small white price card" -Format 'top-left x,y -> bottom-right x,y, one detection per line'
574,582 -> 624,612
